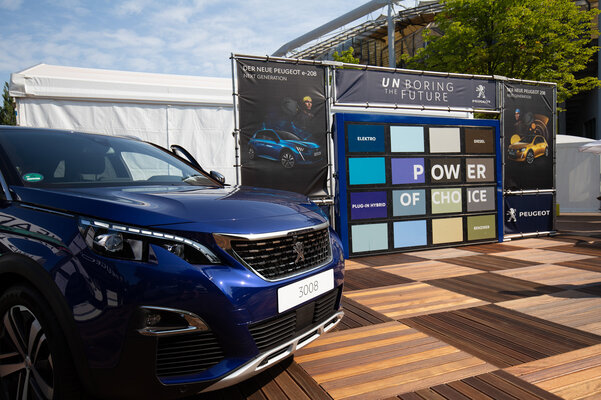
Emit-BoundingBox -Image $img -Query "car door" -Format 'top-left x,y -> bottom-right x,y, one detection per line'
263,131 -> 280,159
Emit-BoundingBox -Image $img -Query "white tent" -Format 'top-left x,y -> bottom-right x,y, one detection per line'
556,134 -> 600,212
9,64 -> 237,183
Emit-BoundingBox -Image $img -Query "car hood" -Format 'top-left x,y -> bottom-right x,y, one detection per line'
286,140 -> 319,149
11,185 -> 327,233
509,142 -> 529,150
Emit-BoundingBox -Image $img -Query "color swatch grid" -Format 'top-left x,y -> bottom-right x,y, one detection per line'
344,122 -> 499,257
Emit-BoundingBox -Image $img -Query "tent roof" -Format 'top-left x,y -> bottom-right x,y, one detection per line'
557,134 -> 595,145
9,64 -> 233,106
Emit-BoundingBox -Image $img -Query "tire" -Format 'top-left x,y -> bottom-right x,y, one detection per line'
248,146 -> 255,161
526,150 -> 534,164
0,286 -> 82,400
280,150 -> 295,169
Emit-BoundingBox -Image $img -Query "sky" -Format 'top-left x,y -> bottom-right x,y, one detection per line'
0,0 -> 418,86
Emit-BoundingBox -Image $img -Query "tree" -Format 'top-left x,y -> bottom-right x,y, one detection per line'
1,82 -> 16,125
404,0 -> 600,102
333,47 -> 360,65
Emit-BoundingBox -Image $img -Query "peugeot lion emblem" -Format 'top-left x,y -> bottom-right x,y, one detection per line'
293,239 -> 305,263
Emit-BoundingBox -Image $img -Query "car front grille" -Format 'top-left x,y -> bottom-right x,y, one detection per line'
156,331 -> 225,378
230,227 -> 332,281
249,288 -> 340,352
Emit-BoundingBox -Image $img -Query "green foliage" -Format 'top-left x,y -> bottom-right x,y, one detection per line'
404,0 -> 600,102
333,47 -> 360,65
1,82 -> 16,126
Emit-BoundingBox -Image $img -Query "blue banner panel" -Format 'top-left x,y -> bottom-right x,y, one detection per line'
394,220 -> 428,248
348,124 -> 386,153
348,157 -> 386,185
392,189 -> 426,216
350,191 -> 388,220
391,158 -> 425,184
504,194 -> 553,235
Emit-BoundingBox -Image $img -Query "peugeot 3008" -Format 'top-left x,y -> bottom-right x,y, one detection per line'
0,126 -> 344,399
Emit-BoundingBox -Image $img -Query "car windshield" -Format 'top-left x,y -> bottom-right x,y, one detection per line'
275,130 -> 301,141
0,129 -> 221,188
520,135 -> 536,143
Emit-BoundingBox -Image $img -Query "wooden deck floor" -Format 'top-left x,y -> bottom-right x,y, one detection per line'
194,234 -> 601,400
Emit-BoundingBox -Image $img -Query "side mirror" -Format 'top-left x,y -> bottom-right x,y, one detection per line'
210,171 -> 225,185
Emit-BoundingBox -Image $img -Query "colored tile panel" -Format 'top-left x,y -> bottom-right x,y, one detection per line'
392,189 -> 426,216
350,191 -> 388,220
431,188 -> 462,214
429,127 -> 461,153
349,157 -> 386,185
348,124 -> 386,153
351,223 -> 389,253
394,220 -> 428,248
391,158 -> 425,184
467,214 -> 496,241
390,126 -> 425,153
432,217 -> 463,244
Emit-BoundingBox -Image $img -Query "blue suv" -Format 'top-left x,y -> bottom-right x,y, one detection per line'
247,129 -> 322,169
0,126 -> 344,399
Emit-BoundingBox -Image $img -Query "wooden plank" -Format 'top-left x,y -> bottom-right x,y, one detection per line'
285,361 -> 332,400
426,273 -> 561,303
376,260 -> 482,281
444,254 -> 540,271
558,258 -> 601,272
462,243 -> 525,254
343,268 -> 413,292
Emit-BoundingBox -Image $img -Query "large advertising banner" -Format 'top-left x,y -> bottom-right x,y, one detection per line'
335,69 -> 497,110
503,83 -> 554,191
335,113 -> 502,258
504,194 -> 554,235
236,59 -> 328,196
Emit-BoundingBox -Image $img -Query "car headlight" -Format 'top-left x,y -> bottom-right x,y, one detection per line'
519,148 -> 527,152
78,218 -> 221,264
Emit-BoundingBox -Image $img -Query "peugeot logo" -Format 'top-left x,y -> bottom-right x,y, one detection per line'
507,207 -> 517,222
476,84 -> 486,99
293,240 -> 305,264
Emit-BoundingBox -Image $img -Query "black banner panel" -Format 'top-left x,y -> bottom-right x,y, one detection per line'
503,83 -> 555,191
335,69 -> 497,109
504,194 -> 554,235
335,113 -> 502,258
236,59 -> 328,196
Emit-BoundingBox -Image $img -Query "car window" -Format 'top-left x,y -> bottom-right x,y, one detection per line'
0,129 -> 220,188
276,130 -> 301,141
264,131 -> 278,142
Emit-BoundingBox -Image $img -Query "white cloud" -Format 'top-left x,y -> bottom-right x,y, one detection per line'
0,0 -> 22,10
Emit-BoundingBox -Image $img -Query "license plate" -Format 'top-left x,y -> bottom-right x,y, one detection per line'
277,269 -> 334,313
314,151 -> 321,156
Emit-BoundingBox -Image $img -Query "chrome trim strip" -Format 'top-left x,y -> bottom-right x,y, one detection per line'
0,170 -> 12,202
19,203 -> 74,217
198,310 -> 344,393
213,221 -> 330,245
137,306 -> 209,337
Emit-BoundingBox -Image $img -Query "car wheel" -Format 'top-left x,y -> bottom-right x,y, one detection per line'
526,150 -> 534,164
248,147 -> 255,160
280,150 -> 295,169
545,147 -> 549,157
0,286 -> 82,400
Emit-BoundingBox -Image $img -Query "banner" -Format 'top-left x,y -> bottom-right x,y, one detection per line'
236,59 -> 328,196
335,113 -> 501,258
504,194 -> 553,235
335,69 -> 496,109
503,83 -> 554,191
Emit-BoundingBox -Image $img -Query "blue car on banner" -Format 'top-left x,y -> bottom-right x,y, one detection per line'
0,126 -> 344,399
248,129 -> 322,169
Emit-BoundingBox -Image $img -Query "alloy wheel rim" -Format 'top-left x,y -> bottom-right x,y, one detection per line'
281,153 -> 295,168
0,305 -> 55,399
